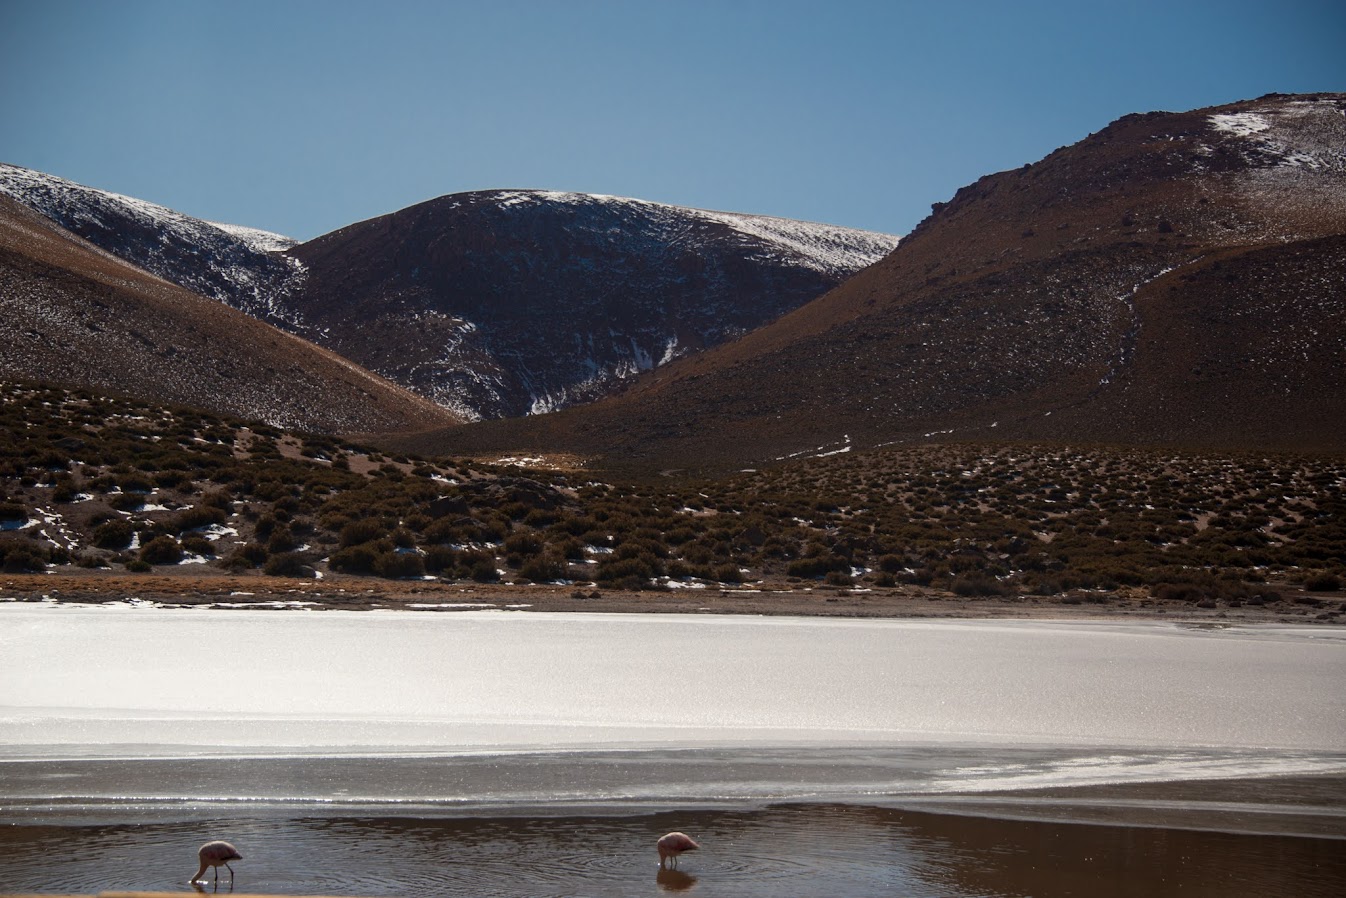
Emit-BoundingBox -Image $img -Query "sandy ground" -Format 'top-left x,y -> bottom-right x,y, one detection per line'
2,569 -> 1342,624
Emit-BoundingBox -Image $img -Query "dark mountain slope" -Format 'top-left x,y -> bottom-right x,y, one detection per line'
390,93 -> 1346,472
0,196 -> 460,434
286,190 -> 898,419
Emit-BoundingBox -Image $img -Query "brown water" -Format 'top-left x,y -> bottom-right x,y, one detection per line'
1,799 -> 1343,897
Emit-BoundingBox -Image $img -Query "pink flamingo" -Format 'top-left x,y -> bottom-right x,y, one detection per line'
657,831 -> 700,868
191,840 -> 242,885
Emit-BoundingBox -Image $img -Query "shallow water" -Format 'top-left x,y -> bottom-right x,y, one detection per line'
2,605 -> 1344,895
3,802 -> 1344,897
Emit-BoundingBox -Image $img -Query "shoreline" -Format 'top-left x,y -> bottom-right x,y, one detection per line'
886,773 -> 1346,840
2,570 -> 1341,624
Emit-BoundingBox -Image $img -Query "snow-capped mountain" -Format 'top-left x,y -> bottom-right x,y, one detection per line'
286,189 -> 899,420
391,93 -> 1346,471
0,163 -> 308,332
2,165 -> 898,421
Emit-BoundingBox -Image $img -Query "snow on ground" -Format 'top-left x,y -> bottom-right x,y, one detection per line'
1208,112 -> 1271,138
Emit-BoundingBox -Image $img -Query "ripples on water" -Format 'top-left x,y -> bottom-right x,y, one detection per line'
3,803 -> 1345,897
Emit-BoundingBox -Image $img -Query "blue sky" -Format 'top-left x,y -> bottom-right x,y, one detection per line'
3,0 -> 1342,241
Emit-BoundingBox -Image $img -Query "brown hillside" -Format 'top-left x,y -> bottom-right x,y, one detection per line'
390,93 -> 1346,472
0,196 -> 460,434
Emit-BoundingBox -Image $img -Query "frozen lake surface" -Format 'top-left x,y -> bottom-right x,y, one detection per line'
2,604 -> 1344,896
4,604 -> 1344,755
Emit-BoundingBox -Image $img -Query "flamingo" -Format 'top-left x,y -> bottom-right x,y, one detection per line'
657,831 -> 699,868
191,840 -> 242,885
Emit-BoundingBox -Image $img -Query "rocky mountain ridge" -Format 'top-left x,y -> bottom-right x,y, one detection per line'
0,166 -> 899,421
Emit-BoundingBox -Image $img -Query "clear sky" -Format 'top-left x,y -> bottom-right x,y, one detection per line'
2,0 -> 1342,241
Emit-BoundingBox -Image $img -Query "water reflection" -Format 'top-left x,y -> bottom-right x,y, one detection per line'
656,867 -> 698,890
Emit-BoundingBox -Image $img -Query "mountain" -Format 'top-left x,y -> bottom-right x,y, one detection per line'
0,194 -> 460,434
0,163 -> 308,333
284,190 -> 898,419
390,93 -> 1346,472
1,166 -> 899,421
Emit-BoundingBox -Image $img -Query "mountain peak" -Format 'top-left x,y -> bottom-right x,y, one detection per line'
287,188 -> 900,419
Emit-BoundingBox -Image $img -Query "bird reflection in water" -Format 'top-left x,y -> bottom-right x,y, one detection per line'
656,866 -> 698,891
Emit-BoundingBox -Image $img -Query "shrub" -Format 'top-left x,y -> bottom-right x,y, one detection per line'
0,539 -> 48,572
52,479 -> 79,503
786,556 -> 848,578
374,550 -> 426,579
139,536 -> 183,565
877,554 -> 904,574
201,490 -> 234,511
469,558 -> 500,583
1304,573 -> 1341,592
118,474 -> 154,494
330,543 -> 380,574
713,563 -> 743,584
180,535 -> 214,557
93,520 -> 135,550
154,470 -> 189,489
340,519 -> 386,548
171,505 -> 228,534
518,552 -> 567,583
263,552 -> 313,577
109,492 -> 146,512
504,532 -> 544,558
422,545 -> 458,573
267,525 -> 299,554
222,542 -> 269,570
595,555 -> 661,586
951,572 -> 1011,597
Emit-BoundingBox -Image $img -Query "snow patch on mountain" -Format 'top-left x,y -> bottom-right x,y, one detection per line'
698,210 -> 899,274
207,220 -> 300,253
483,188 -> 900,274
1208,112 -> 1271,138
1207,99 -> 1346,171
0,163 -> 310,332
1206,97 -> 1346,232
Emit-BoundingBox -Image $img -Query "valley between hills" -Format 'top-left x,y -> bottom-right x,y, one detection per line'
0,93 -> 1343,619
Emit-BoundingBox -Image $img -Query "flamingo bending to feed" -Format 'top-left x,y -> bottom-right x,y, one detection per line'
657,831 -> 699,868
191,840 -> 242,885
